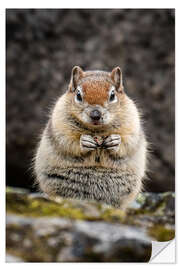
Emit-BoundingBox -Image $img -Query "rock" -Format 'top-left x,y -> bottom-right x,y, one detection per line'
6,188 -> 175,262
6,9 -> 174,192
6,215 -> 151,262
6,254 -> 25,262
127,192 -> 175,242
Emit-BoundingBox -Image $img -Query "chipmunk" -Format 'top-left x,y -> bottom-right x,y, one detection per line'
34,66 -> 147,208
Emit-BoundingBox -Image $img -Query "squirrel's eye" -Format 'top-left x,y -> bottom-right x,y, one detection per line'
109,90 -> 115,102
76,90 -> 82,102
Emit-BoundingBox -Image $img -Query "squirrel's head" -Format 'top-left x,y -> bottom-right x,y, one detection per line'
67,66 -> 125,128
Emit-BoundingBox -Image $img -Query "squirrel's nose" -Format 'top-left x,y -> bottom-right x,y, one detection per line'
90,109 -> 101,121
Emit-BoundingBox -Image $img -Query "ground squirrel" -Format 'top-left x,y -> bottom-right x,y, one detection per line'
34,66 -> 147,208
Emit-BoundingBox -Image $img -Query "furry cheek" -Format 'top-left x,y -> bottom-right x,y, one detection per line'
102,111 -> 111,125
81,110 -> 91,124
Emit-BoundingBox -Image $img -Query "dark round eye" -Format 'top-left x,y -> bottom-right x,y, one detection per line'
76,90 -> 82,102
109,90 -> 115,102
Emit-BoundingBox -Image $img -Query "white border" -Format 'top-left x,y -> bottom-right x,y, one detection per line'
0,6 -> 6,266
1,2 -> 178,269
0,1 -> 177,9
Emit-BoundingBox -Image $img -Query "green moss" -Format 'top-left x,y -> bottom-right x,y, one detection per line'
6,191 -> 128,222
127,198 -> 169,217
100,208 -> 126,223
6,192 -> 88,220
135,193 -> 146,206
148,225 -> 175,241
6,186 -> 29,194
6,188 -> 175,240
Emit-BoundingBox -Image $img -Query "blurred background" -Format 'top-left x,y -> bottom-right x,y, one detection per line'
6,9 -> 175,192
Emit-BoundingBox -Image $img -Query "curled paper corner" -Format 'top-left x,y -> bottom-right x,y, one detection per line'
150,239 -> 175,263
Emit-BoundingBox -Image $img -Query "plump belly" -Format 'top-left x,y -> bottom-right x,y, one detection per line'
42,167 -> 136,208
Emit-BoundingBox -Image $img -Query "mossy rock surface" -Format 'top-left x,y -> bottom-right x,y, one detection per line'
6,187 -> 175,262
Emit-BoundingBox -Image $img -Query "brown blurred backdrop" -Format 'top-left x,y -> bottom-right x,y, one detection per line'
6,9 -> 175,192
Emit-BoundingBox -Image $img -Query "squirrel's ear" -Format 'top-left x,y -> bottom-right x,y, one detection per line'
69,66 -> 84,92
111,67 -> 124,92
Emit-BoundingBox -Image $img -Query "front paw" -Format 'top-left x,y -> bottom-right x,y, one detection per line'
102,134 -> 121,151
80,134 -> 97,152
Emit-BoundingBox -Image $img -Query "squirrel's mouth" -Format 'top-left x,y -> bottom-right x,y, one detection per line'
91,120 -> 102,126
88,117 -> 109,127
90,117 -> 105,126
